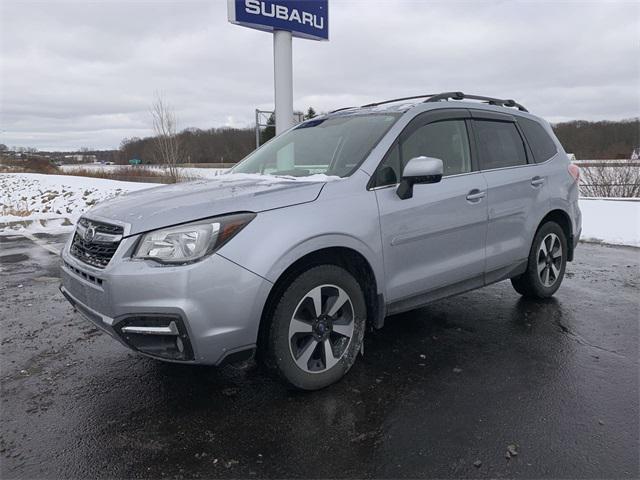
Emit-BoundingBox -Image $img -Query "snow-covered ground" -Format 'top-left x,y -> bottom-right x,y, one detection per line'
59,164 -> 228,179
2,173 -> 639,247
0,173 -> 159,233
579,198 -> 640,247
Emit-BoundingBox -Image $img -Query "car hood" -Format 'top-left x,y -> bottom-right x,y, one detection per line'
85,173 -> 332,235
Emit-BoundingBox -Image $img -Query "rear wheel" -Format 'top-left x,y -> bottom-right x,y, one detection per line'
265,265 -> 366,390
511,221 -> 567,298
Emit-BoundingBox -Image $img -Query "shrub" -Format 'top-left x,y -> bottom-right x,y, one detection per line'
580,164 -> 640,198
63,166 -> 189,184
0,156 -> 59,174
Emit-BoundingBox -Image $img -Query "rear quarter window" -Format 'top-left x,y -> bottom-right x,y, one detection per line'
518,117 -> 558,163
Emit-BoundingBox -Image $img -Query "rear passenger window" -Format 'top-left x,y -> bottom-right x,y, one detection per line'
518,117 -> 557,163
474,120 -> 527,170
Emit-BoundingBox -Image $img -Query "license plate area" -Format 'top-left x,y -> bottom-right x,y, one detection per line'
61,264 -> 112,317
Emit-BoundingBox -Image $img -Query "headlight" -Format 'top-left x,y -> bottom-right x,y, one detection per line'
133,213 -> 255,264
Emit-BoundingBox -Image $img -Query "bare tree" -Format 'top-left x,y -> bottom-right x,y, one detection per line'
580,163 -> 640,198
151,93 -> 181,182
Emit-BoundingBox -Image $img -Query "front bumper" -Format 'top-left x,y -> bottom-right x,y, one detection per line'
60,237 -> 273,365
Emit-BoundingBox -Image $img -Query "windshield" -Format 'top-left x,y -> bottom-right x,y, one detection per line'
232,113 -> 400,177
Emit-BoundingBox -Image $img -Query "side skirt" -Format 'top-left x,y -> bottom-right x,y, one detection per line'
384,260 -> 528,318
386,274 -> 484,317
484,260 -> 528,285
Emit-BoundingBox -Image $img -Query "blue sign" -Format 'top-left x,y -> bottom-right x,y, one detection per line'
228,0 -> 328,41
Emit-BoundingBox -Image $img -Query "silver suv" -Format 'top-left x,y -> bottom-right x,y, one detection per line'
60,92 -> 582,390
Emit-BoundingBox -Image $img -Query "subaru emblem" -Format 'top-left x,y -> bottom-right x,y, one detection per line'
84,225 -> 96,242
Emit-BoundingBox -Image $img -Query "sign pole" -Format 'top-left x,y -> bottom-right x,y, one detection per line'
228,0 -> 328,136
273,29 -> 294,135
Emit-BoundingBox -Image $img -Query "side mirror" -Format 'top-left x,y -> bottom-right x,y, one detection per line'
396,156 -> 443,199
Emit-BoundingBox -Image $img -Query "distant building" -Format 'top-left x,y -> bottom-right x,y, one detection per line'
63,154 -> 98,163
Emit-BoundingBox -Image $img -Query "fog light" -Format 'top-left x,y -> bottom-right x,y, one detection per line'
115,315 -> 194,361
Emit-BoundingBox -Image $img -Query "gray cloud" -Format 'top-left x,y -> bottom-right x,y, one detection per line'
1,0 -> 638,150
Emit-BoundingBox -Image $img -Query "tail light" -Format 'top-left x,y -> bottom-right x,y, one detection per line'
568,163 -> 580,183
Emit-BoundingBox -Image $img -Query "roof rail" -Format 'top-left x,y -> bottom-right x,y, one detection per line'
329,106 -> 357,113
329,94 -> 435,113
360,94 -> 437,108
424,91 -> 528,112
329,92 -> 528,115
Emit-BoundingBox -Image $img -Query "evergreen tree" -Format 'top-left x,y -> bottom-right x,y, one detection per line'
260,113 -> 276,145
305,107 -> 317,120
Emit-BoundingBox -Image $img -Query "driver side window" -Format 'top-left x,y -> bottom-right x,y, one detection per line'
372,119 -> 472,187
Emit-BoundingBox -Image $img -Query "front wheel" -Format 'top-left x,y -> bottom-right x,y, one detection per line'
511,221 -> 568,298
266,265 -> 366,390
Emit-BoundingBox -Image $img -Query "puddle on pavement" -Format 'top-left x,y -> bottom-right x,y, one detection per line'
0,253 -> 29,264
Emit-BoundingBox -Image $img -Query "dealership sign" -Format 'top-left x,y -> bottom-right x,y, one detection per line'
227,0 -> 329,135
228,0 -> 329,41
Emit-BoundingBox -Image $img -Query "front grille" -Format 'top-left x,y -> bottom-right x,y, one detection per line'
70,218 -> 124,269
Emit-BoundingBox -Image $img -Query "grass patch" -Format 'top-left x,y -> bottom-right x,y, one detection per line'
1,204 -> 32,217
0,157 -> 59,174
63,167 -> 188,184
1,155 -> 194,183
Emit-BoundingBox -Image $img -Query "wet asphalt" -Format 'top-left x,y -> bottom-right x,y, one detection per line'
0,232 -> 638,479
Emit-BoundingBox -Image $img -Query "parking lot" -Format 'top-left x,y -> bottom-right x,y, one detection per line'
1,232 -> 638,479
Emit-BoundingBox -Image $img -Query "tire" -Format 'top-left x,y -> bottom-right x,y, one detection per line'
265,265 -> 366,390
511,221 -> 568,298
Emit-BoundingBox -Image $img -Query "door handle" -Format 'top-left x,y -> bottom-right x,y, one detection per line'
531,176 -> 545,187
466,189 -> 486,202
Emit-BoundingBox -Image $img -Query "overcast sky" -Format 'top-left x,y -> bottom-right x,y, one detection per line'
1,0 -> 638,151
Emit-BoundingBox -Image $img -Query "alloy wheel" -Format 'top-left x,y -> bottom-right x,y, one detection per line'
288,284 -> 355,374
537,233 -> 563,287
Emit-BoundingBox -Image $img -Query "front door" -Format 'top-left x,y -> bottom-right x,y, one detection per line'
371,111 -> 488,311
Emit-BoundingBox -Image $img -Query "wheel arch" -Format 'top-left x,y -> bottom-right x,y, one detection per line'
256,246 -> 383,359
536,209 -> 575,261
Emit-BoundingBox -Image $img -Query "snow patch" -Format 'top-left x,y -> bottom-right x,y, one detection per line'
578,198 -> 640,247
1,173 -> 159,234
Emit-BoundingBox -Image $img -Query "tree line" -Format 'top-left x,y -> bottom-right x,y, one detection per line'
117,107 -> 317,165
552,119 -> 638,159
118,127 -> 256,165
77,116 -> 640,165
3,116 -> 636,164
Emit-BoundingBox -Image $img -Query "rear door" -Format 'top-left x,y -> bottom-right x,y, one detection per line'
470,111 -> 546,280
372,109 -> 489,310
